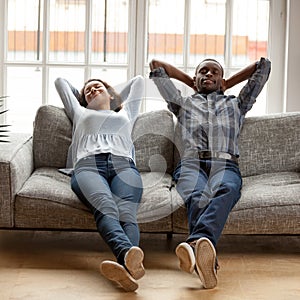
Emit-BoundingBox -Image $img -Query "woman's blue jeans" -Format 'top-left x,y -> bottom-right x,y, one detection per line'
71,153 -> 143,264
173,158 -> 242,247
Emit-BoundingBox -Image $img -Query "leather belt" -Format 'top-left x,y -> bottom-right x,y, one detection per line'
198,151 -> 238,163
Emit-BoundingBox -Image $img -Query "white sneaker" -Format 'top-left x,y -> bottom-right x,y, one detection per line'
195,237 -> 218,289
124,246 -> 145,280
100,260 -> 138,292
175,242 -> 196,273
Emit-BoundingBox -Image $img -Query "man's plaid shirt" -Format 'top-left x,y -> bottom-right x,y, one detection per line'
150,58 -> 271,158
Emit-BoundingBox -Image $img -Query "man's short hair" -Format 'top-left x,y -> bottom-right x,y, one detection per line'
195,58 -> 224,77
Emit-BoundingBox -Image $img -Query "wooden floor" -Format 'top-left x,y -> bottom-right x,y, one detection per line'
0,230 -> 299,300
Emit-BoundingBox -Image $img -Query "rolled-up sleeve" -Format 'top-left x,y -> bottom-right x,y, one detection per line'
121,75 -> 144,122
55,78 -> 82,121
238,57 -> 271,115
149,67 -> 185,114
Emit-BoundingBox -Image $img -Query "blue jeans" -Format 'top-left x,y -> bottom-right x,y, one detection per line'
173,158 -> 242,247
71,153 -> 143,264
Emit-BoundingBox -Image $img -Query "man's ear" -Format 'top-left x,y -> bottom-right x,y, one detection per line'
192,76 -> 197,91
221,78 -> 226,92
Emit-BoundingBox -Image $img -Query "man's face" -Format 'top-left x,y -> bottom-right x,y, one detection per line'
194,60 -> 223,94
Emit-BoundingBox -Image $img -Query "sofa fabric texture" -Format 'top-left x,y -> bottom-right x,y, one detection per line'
0,105 -> 299,235
33,105 -> 72,169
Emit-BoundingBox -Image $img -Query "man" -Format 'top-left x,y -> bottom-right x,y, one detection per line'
149,57 -> 271,289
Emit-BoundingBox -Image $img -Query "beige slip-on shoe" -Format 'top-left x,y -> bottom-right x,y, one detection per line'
124,246 -> 145,280
195,237 -> 218,289
175,242 -> 196,273
100,260 -> 138,292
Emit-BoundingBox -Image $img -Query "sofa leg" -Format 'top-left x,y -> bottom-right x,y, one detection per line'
167,232 -> 173,240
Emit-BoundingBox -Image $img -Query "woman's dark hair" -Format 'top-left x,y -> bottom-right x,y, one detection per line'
79,78 -> 123,112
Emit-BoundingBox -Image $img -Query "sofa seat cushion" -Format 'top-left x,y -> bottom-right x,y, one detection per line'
236,171 -> 300,210
225,171 -> 300,234
15,168 -> 93,230
137,172 -> 173,224
15,168 -> 173,232
171,171 -> 300,234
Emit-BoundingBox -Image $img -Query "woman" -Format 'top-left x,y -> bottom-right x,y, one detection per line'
55,75 -> 145,292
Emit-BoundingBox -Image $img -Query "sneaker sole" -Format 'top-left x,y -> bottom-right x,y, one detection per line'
195,238 -> 217,289
100,260 -> 138,292
124,246 -> 145,280
175,242 -> 195,273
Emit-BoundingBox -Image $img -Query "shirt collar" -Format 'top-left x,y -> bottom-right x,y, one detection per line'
193,89 -> 224,98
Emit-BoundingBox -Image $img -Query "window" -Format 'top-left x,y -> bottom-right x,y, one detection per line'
0,0 -> 272,133
145,0 -> 270,114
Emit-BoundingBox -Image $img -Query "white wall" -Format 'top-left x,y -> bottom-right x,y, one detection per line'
284,0 -> 300,112
267,0 -> 286,113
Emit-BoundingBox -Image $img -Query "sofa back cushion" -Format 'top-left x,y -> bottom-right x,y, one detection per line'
239,112 -> 300,177
33,105 -> 175,173
33,105 -> 72,169
132,109 -> 175,174
173,112 -> 300,177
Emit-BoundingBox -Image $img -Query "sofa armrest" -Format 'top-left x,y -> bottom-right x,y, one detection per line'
0,133 -> 33,227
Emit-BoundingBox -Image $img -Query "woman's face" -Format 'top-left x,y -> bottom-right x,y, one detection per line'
83,80 -> 111,106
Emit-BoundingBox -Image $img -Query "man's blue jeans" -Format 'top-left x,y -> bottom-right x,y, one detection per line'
71,153 -> 143,264
173,158 -> 242,247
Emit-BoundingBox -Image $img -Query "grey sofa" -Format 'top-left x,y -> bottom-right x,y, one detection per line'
0,105 -> 299,235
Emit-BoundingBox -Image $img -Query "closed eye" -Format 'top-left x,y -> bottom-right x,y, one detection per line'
85,85 -> 102,95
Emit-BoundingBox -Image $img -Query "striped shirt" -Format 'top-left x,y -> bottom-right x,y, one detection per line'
150,57 -> 271,158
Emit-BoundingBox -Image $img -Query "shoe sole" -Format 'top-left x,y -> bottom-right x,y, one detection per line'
175,242 -> 195,273
100,260 -> 138,292
195,238 -> 217,289
124,246 -> 145,280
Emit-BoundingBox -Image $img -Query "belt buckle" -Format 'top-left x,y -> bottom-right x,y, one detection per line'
199,151 -> 210,159
218,152 -> 230,160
